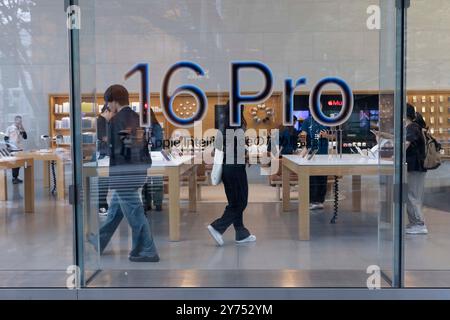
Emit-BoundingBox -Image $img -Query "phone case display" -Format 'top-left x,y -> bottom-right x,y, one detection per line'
55,117 -> 70,129
82,132 -> 96,144
54,102 -> 70,114
81,102 -> 96,113
407,91 -> 450,158
82,117 -> 96,130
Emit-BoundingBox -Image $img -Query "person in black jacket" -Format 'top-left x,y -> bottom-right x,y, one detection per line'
405,103 -> 428,235
97,104 -> 112,215
207,103 -> 256,246
90,84 -> 159,262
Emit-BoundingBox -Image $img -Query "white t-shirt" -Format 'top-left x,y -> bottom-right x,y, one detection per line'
5,125 -> 24,149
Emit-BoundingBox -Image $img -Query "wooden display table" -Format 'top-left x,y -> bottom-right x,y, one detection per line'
18,150 -> 68,201
282,154 -> 394,240
0,156 -> 35,213
83,155 -> 198,241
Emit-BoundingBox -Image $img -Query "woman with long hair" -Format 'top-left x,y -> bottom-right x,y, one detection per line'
207,103 -> 256,246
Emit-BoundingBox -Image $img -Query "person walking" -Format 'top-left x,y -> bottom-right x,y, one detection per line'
89,84 -> 159,262
405,103 -> 428,235
207,104 -> 256,246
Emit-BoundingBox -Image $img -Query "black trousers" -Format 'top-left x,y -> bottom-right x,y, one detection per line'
310,175 -> 328,203
211,165 -> 251,241
12,167 -> 20,179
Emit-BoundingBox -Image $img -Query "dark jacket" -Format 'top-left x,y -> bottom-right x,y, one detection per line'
406,121 -> 426,172
150,122 -> 163,151
97,115 -> 108,157
108,106 -> 152,189
301,116 -> 329,155
280,127 -> 298,155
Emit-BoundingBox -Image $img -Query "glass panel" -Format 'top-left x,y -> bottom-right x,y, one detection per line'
405,0 -> 450,287
377,0 -> 398,286
76,0 -> 400,288
0,0 -> 73,287
77,0 -> 101,284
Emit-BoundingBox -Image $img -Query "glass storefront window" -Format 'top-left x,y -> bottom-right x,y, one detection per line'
1,0 -> 449,293
0,0 -> 73,287
75,0 -> 399,288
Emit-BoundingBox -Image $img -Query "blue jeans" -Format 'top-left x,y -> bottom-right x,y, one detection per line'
97,189 -> 158,257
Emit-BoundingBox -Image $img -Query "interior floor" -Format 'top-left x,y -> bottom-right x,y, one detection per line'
0,163 -> 449,288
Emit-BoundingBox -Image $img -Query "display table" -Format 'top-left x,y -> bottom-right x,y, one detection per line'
18,150 -> 68,201
83,155 -> 198,241
282,154 -> 393,241
0,156 -> 35,213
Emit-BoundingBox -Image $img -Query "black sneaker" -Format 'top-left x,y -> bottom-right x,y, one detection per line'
129,254 -> 160,262
12,178 -> 21,184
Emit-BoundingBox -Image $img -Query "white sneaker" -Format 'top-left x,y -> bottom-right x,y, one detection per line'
207,225 -> 224,246
98,208 -> 108,216
236,235 -> 256,244
406,225 -> 428,235
309,203 -> 324,210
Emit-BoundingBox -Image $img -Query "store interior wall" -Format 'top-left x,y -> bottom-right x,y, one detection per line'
1,0 -> 449,151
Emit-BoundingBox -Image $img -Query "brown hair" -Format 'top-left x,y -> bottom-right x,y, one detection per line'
104,84 -> 130,106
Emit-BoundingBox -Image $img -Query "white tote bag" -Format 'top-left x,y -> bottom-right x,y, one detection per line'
211,148 -> 224,185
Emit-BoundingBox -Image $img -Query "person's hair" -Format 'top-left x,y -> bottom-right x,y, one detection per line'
414,111 -> 427,129
150,108 -> 160,126
406,103 -> 416,121
14,115 -> 22,120
100,104 -> 110,114
104,84 -> 129,106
